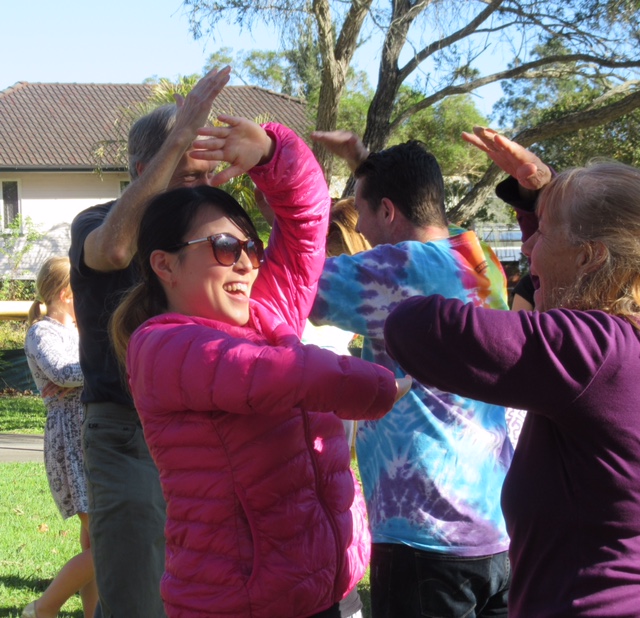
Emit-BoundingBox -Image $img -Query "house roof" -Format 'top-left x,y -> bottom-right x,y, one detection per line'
0,82 -> 311,171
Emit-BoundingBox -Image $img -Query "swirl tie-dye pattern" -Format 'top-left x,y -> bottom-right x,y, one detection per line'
311,230 -> 512,555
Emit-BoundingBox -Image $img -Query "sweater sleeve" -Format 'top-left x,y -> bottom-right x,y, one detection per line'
384,294 -> 619,415
128,320 -> 397,421
495,175 -> 539,243
248,123 -> 330,337
24,322 -> 84,388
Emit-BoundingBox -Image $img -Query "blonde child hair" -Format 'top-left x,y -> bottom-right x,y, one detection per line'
27,256 -> 71,326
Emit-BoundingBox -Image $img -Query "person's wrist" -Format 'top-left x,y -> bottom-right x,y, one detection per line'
257,136 -> 276,166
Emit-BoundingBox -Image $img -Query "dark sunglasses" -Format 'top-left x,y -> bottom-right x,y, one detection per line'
168,233 -> 264,268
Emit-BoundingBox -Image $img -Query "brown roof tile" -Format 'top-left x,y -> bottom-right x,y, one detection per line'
0,82 -> 310,170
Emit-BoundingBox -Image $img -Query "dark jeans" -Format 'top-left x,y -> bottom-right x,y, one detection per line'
83,403 -> 167,618
370,543 -> 510,618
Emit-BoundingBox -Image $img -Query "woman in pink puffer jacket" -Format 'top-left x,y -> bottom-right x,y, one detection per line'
111,116 -> 408,618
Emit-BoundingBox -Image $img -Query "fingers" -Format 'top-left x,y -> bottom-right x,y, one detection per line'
461,130 -> 492,153
217,113 -> 242,127
209,164 -> 243,186
198,66 -> 231,96
394,375 -> 413,403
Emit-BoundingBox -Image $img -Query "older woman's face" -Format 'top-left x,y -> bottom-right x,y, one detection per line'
522,199 -> 584,311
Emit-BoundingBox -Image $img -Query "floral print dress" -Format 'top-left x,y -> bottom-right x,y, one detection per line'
24,317 -> 87,518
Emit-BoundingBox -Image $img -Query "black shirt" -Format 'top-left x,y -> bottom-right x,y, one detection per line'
69,201 -> 138,406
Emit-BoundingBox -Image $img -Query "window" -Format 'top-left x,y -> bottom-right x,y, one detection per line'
1,181 -> 20,229
120,180 -> 130,194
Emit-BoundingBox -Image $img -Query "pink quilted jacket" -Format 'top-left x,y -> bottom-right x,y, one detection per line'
127,124 -> 397,618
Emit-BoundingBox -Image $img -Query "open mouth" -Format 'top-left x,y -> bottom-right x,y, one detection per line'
223,282 -> 249,297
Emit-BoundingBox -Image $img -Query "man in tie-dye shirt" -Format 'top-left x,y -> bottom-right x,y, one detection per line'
311,133 -> 513,618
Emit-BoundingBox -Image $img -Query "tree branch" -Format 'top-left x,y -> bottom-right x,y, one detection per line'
449,86 -> 640,221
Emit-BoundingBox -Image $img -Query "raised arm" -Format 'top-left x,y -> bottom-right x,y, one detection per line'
311,130 -> 370,173
128,320 -> 407,419
462,127 -> 552,193
192,118 -> 331,335
82,66 -> 231,272
463,126 -> 550,243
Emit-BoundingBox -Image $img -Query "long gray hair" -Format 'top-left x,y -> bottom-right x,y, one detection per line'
539,161 -> 640,325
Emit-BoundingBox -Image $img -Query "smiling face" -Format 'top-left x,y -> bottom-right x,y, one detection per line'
152,205 -> 259,326
522,197 -> 585,312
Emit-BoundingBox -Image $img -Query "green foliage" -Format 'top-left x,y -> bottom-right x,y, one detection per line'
495,39 -> 640,168
218,174 -> 272,245
0,321 -> 28,350
145,74 -> 202,106
205,31 -> 322,101
0,395 -> 45,434
0,463 -> 83,617
391,93 -> 490,179
0,217 -> 43,301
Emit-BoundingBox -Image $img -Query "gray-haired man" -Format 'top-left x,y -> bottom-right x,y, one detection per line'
69,67 -> 230,617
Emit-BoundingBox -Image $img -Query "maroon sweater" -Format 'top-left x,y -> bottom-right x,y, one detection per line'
385,297 -> 640,617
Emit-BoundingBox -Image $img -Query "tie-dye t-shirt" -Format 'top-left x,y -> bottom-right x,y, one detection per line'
311,230 -> 513,555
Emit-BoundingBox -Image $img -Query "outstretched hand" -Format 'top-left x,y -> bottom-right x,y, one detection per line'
462,126 -> 552,192
311,130 -> 370,172
172,66 -> 231,142
190,115 -> 275,185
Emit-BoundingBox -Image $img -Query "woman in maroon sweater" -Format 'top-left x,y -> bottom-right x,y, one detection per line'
385,130 -> 640,617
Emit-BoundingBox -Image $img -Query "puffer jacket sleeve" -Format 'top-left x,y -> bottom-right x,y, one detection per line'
249,123 -> 330,338
128,316 -> 397,420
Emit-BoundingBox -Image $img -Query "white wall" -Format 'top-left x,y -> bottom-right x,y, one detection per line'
0,171 -> 128,278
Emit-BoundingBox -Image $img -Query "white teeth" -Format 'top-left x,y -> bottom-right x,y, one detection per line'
223,282 -> 248,294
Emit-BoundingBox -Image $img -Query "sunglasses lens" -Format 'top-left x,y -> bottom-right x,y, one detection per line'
246,240 -> 264,268
212,235 -> 241,266
211,235 -> 264,268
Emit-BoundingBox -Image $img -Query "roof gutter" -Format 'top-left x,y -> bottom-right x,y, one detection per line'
0,166 -> 128,173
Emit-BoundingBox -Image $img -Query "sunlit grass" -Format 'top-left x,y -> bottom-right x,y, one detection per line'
0,463 -> 83,617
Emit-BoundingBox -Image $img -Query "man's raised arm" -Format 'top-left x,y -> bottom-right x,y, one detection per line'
83,66 -> 230,272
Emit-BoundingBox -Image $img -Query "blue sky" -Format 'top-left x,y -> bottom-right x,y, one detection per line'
1,0 -> 500,116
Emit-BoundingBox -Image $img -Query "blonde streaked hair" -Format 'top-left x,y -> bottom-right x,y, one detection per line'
28,256 -> 71,326
539,161 -> 640,325
327,198 -> 371,258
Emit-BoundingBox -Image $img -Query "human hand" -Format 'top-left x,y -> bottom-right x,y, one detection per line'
394,375 -> 413,403
190,114 -> 275,185
171,66 -> 231,143
311,130 -> 369,172
41,381 -> 72,400
462,126 -> 552,191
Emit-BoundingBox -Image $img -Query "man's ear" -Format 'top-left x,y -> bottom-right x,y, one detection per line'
135,161 -> 146,178
380,197 -> 396,224
150,250 -> 177,286
576,240 -> 607,275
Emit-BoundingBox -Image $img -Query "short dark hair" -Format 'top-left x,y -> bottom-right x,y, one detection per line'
354,141 -> 447,228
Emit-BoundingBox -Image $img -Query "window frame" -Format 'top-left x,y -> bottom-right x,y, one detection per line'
0,179 -> 21,231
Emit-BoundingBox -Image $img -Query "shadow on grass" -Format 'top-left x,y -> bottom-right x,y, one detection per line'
0,575 -> 83,618
0,609 -> 82,618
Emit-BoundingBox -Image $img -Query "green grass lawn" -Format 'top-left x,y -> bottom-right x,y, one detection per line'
0,395 -> 82,616
0,463 -> 83,617
0,395 -> 46,435
0,394 -> 373,616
